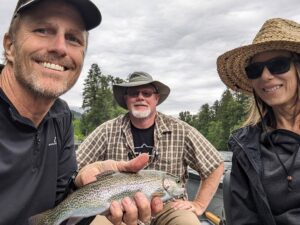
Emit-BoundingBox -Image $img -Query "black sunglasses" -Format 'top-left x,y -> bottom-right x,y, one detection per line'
126,89 -> 158,98
245,56 -> 294,79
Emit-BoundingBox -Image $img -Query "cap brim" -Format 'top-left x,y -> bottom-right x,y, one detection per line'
70,0 -> 101,30
15,0 -> 101,30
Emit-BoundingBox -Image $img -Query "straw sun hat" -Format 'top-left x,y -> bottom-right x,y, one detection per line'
217,18 -> 300,95
113,71 -> 170,109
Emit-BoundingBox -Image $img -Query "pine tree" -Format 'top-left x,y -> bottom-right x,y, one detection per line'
82,63 -> 102,111
80,64 -> 126,135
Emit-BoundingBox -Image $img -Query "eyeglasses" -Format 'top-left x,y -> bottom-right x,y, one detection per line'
245,56 -> 294,79
126,89 -> 158,98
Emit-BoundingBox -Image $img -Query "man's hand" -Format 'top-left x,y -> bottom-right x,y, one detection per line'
106,193 -> 163,225
171,199 -> 205,216
75,153 -> 150,187
75,154 -> 163,225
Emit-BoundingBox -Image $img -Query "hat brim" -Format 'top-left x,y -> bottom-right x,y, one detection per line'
217,40 -> 300,95
15,0 -> 101,30
113,80 -> 170,109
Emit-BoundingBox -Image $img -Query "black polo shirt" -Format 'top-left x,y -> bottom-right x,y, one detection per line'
0,90 -> 77,225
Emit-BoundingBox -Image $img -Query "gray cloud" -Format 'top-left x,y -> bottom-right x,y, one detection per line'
1,0 -> 300,115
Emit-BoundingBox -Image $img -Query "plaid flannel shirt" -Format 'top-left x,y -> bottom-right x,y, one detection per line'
77,112 -> 223,183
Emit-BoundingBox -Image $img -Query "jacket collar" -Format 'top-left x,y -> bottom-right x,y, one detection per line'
231,125 -> 263,174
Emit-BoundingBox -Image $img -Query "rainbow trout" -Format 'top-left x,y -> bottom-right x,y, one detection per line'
28,170 -> 185,225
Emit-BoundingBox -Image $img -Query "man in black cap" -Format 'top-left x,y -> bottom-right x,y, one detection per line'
0,1 -> 161,225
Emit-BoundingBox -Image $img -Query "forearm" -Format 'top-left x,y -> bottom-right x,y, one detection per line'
193,162 -> 224,215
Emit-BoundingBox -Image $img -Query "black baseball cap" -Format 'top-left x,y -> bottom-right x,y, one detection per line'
13,0 -> 101,30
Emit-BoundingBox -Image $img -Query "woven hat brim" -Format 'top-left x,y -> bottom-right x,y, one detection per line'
113,81 -> 170,109
217,40 -> 300,95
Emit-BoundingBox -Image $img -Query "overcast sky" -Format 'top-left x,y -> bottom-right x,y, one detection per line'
1,0 -> 300,115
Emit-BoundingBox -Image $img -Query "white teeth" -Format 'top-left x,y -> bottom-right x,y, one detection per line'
264,85 -> 281,92
41,62 -> 65,71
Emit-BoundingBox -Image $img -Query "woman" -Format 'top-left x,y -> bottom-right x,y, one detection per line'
217,18 -> 300,225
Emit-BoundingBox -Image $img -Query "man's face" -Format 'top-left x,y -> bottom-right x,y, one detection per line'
125,85 -> 160,119
5,0 -> 87,99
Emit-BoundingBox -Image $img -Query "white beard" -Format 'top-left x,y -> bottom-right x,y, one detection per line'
131,108 -> 151,119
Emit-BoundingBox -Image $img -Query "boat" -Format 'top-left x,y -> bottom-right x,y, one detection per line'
187,151 -> 232,225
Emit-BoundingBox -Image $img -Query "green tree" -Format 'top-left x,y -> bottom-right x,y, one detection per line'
206,120 -> 225,150
73,118 -> 85,142
80,64 -> 126,135
82,63 -> 101,111
178,88 -> 249,151
195,103 -> 212,136
179,111 -> 194,125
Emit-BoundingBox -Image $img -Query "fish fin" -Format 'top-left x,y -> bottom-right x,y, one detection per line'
95,170 -> 116,180
65,217 -> 85,225
28,211 -> 48,225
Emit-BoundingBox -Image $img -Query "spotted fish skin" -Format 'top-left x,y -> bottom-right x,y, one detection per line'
28,170 -> 185,225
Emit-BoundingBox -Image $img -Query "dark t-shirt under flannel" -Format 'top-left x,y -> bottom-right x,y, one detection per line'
77,112 -> 223,184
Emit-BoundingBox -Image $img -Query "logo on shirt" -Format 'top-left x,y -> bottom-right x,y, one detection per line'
48,137 -> 57,146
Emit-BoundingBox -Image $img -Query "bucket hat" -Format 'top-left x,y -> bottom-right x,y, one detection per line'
113,71 -> 170,109
217,18 -> 300,95
12,0 -> 101,30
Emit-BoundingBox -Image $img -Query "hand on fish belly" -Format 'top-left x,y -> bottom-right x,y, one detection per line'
28,160 -> 186,225
73,153 -> 163,225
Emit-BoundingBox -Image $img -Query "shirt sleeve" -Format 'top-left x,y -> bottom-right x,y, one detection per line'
184,125 -> 223,179
76,123 -> 108,169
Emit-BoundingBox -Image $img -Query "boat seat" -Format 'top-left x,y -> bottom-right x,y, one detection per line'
223,169 -> 232,225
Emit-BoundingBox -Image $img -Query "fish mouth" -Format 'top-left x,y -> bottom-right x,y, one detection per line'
162,174 -> 185,199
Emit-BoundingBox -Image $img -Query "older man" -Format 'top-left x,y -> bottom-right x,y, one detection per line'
0,1 -> 161,225
77,71 -> 224,225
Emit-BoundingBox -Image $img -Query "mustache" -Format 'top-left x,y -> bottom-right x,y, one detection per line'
133,101 -> 148,106
32,53 -> 75,70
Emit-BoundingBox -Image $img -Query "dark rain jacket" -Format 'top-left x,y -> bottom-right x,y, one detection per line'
228,125 -> 277,225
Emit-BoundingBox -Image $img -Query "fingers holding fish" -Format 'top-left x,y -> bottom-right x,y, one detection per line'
107,200 -> 124,225
107,193 -> 151,225
150,196 -> 164,215
121,197 -> 139,225
134,192 -> 152,223
117,153 -> 150,172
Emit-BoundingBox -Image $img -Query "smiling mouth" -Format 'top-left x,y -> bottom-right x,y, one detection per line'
263,85 -> 282,93
39,62 -> 66,72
